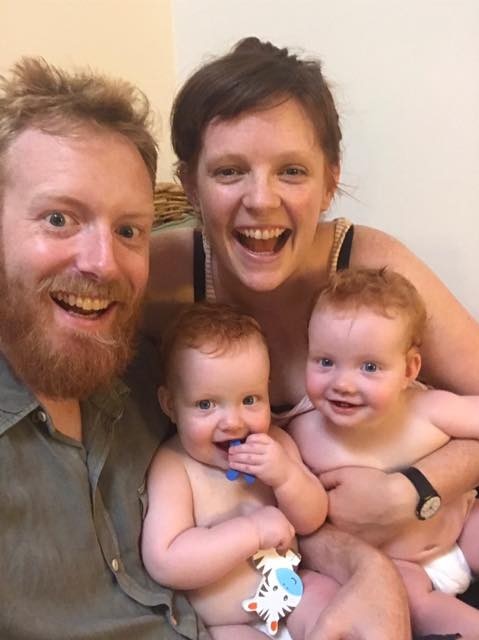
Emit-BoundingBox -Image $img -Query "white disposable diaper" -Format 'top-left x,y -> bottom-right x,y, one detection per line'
423,544 -> 472,595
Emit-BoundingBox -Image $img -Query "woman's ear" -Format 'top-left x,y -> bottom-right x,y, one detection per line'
158,386 -> 176,423
320,164 -> 340,213
405,348 -> 422,384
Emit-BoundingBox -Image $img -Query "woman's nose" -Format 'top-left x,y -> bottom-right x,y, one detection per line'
242,174 -> 281,211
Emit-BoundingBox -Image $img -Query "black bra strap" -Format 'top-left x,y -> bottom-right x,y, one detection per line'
337,225 -> 354,271
193,228 -> 206,302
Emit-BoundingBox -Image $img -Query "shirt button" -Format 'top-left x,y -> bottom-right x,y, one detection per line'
37,410 -> 47,423
111,558 -> 120,572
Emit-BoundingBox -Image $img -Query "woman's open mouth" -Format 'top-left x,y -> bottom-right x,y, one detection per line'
234,227 -> 291,254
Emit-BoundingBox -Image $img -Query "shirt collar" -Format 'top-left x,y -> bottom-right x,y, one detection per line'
0,352 -> 130,436
0,353 -> 38,435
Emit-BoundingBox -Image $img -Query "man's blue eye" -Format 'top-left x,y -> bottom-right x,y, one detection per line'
48,211 -> 66,227
243,395 -> 256,405
362,362 -> 377,373
319,358 -> 333,367
198,399 -> 212,410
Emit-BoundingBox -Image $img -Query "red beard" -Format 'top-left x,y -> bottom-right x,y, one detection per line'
0,261 -> 143,399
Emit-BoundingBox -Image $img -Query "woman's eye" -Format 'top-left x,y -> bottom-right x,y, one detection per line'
284,166 -> 306,176
46,211 -> 67,227
197,399 -> 213,410
242,395 -> 256,406
362,362 -> 378,373
319,358 -> 333,367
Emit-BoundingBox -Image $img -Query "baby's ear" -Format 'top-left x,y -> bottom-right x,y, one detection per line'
405,348 -> 422,383
158,386 -> 176,423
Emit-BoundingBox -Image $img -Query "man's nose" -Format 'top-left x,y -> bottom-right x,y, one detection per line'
75,224 -> 120,280
242,174 -> 281,211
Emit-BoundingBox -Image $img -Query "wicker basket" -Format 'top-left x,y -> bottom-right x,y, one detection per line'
153,181 -> 195,229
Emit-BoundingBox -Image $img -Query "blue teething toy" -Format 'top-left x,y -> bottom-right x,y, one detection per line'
226,439 -> 255,484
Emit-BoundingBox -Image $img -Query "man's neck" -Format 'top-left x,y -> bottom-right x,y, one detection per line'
35,393 -> 82,441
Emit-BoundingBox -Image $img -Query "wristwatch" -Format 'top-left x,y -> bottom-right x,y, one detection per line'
399,467 -> 441,520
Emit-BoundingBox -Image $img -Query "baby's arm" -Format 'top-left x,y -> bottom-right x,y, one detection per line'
142,444 -> 295,590
417,389 -> 479,439
227,425 -> 328,535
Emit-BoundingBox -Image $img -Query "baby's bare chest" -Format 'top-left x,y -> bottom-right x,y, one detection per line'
185,460 -> 275,527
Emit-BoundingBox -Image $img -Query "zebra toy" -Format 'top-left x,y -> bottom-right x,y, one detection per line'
242,548 -> 304,636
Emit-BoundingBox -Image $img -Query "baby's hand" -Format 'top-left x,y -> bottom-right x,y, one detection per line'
228,434 -> 290,488
247,505 -> 295,551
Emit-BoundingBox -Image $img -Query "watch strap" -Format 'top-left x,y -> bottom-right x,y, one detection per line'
400,467 -> 439,498
399,466 -> 441,520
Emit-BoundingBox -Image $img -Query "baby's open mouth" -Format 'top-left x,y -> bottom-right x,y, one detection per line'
214,438 -> 246,452
330,400 -> 360,409
235,228 -> 290,254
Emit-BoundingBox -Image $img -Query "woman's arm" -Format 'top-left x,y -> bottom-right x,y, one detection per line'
300,524 -> 411,640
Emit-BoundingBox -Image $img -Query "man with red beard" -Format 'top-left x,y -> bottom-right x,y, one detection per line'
0,58 -> 208,639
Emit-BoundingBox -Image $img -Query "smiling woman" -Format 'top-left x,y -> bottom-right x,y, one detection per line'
146,36 -> 479,638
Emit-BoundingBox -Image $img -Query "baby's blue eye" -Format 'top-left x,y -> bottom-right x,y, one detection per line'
319,358 -> 333,367
362,362 -> 378,373
47,211 -> 66,227
197,399 -> 212,410
243,395 -> 256,406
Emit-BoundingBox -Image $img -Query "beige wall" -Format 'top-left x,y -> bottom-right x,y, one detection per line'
1,0 -> 176,179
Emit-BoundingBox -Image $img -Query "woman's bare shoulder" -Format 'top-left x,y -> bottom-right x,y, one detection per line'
143,228 -> 197,341
148,227 -> 196,301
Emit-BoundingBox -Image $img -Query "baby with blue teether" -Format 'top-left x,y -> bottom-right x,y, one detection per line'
142,304 -> 336,638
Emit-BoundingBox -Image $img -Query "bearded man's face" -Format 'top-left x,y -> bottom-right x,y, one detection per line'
0,126 -> 154,399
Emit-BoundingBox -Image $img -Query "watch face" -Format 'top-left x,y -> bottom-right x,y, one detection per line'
419,496 -> 441,519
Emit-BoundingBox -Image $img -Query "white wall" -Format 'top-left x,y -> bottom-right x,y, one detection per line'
171,0 -> 479,317
1,0 -> 176,179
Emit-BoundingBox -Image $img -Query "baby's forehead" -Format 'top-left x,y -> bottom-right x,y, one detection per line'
189,334 -> 266,355
311,304 -> 411,342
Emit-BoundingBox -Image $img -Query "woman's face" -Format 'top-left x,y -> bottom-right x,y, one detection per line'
187,98 -> 337,292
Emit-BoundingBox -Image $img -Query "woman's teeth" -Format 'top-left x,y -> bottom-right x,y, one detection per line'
236,228 -> 289,253
240,227 -> 284,240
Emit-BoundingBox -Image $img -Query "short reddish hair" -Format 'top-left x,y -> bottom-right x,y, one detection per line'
313,268 -> 427,349
161,303 -> 269,385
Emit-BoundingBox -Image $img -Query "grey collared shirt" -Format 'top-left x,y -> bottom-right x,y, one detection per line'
0,341 -> 209,640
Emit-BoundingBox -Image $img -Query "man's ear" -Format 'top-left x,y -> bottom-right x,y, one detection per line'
405,348 -> 422,385
158,386 -> 176,423
178,162 -> 200,212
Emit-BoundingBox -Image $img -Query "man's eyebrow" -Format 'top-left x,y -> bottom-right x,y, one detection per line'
30,192 -> 154,216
